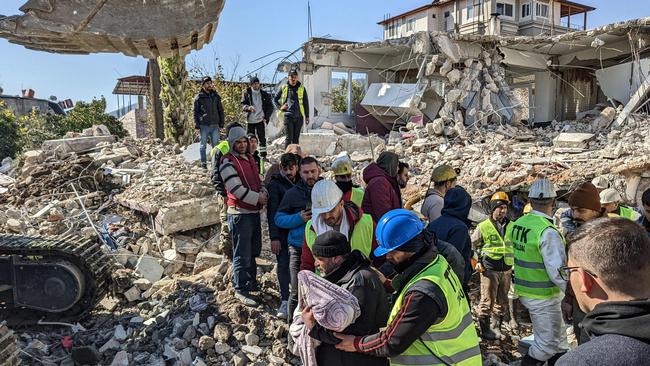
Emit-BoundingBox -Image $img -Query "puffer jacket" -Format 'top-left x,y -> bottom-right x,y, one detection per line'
361,163 -> 402,222
193,90 -> 224,127
275,179 -> 317,248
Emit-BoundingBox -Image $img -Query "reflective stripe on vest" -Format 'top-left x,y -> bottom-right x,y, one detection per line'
350,187 -> 365,208
278,85 -> 305,119
305,213 -> 374,259
210,140 -> 229,159
387,256 -> 481,366
507,213 -> 566,300
477,219 -> 513,266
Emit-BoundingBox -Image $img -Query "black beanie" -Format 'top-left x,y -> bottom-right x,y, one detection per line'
201,76 -> 212,85
312,231 -> 351,258
250,76 -> 260,85
490,200 -> 508,213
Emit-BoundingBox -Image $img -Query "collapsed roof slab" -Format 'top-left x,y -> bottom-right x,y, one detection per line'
0,0 -> 225,58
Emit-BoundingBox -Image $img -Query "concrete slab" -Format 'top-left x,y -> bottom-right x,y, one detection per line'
299,131 -> 339,156
135,256 -> 164,283
42,136 -> 116,153
553,133 -> 596,149
155,196 -> 221,235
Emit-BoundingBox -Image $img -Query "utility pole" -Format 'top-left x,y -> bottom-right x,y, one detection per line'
148,59 -> 164,139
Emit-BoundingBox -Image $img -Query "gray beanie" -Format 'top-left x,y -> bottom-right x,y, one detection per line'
228,126 -> 248,150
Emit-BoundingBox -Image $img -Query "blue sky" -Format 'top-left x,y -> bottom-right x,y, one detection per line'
0,0 -> 646,112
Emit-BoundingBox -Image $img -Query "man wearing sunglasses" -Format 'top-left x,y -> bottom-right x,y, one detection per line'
555,218 -> 650,365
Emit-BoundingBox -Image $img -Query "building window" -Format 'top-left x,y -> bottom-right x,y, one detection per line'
466,0 -> 474,19
387,22 -> 397,38
406,18 -> 416,32
521,2 -> 531,18
496,2 -> 514,17
330,71 -> 368,115
536,2 -> 549,18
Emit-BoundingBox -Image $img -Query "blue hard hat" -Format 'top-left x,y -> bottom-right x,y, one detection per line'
374,209 -> 425,257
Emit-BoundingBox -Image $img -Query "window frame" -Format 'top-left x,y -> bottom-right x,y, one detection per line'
406,17 -> 416,32
329,69 -> 369,116
496,2 -> 514,18
521,2 -> 532,19
535,1 -> 549,19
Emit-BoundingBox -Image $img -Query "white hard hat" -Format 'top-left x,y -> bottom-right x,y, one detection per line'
311,180 -> 343,217
528,179 -> 557,199
600,188 -> 622,204
591,176 -> 609,190
336,151 -> 352,162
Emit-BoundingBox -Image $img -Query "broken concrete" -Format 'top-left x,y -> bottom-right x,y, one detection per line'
554,133 -> 596,149
41,135 -> 117,153
155,197 -> 221,235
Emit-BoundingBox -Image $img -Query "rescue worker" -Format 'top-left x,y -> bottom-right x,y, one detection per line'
471,192 -> 513,341
274,69 -> 309,147
421,164 -> 458,222
332,156 -> 364,207
506,179 -> 569,365
334,209 -> 481,365
600,188 -> 638,220
300,180 -> 376,272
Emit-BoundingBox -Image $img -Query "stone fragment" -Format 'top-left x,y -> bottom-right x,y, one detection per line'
232,353 -> 250,366
178,347 -> 193,365
198,336 -> 215,351
99,338 -> 120,353
213,323 -> 231,342
110,351 -> 129,366
163,249 -> 185,276
553,132 -> 596,149
193,252 -> 223,275
214,342 -> 231,355
123,286 -> 141,302
241,345 -> 263,357
114,324 -> 127,341
155,197 -> 221,235
446,69 -> 462,85
183,325 -> 197,342
245,333 -> 259,346
23,150 -> 44,165
173,235 -> 201,254
591,107 -> 617,131
135,255 -> 164,283
6,219 -> 23,233
71,346 -> 101,365
133,278 -> 153,291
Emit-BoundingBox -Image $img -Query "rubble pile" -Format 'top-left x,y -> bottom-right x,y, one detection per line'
0,127 -> 294,366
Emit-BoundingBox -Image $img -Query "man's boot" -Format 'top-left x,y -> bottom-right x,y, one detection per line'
479,317 -> 498,341
508,297 -> 520,330
520,353 -> 544,366
546,352 -> 567,366
491,315 -> 505,339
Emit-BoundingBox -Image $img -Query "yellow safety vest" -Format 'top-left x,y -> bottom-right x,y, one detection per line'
278,84 -> 306,119
507,213 -> 566,300
305,213 -> 374,259
388,256 -> 481,366
210,140 -> 230,159
477,219 -> 514,266
350,187 -> 365,208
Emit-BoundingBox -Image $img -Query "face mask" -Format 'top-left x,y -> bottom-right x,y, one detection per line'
336,180 -> 353,193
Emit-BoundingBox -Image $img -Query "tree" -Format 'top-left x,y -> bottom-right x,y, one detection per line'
0,101 -> 21,160
159,55 -> 194,145
50,98 -> 127,138
331,78 -> 365,114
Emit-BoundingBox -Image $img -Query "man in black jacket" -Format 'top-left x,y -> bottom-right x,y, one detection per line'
266,153 -> 300,319
242,76 -> 273,158
302,231 -> 389,366
194,76 -> 225,168
555,217 -> 650,366
274,69 -> 309,147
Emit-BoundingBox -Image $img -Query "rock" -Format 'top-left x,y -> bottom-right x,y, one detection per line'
114,324 -> 127,341
23,150 -> 44,165
155,197 -> 221,235
71,346 -> 101,365
245,333 -> 259,347
183,325 -> 197,342
110,351 -> 129,366
193,252 -> 223,275
232,353 -> 250,366
123,286 -> 141,302
135,256 -> 164,283
133,278 -> 153,291
99,338 -> 120,353
198,336 -> 215,351
213,323 -> 231,342
214,342 -> 231,355
6,219 -> 23,233
163,249 -> 185,276
178,348 -> 193,365
130,316 -> 145,324
591,106 -> 617,130
268,355 -> 285,365
173,235 -> 201,254
554,132 -> 596,149
446,69 -> 462,85
241,345 -> 263,357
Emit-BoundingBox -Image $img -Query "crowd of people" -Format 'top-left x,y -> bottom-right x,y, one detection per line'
196,74 -> 650,365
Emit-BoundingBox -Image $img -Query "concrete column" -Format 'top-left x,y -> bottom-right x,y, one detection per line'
148,59 -> 164,139
534,71 -> 558,123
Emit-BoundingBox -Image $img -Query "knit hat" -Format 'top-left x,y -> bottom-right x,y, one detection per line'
201,76 -> 212,85
250,76 -> 260,85
312,231 -> 351,258
377,151 -> 399,177
227,126 -> 248,149
490,200 -> 509,212
569,182 -> 601,212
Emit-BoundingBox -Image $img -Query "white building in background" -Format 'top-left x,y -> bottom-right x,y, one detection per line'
379,0 -> 595,38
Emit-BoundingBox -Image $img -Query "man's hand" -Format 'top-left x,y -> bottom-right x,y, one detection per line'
248,106 -> 256,113
258,191 -> 268,205
281,103 -> 289,111
561,298 -> 573,323
271,240 -> 281,255
305,117 -> 310,125
300,210 -> 312,222
301,306 -> 316,329
334,333 -> 356,352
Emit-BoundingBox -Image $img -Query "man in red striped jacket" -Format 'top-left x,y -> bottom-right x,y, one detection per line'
219,126 -> 268,306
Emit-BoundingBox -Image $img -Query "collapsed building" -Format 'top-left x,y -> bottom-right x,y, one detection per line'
280,17 -> 650,210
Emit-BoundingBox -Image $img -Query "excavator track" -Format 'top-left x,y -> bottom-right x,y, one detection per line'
0,234 -> 112,327
0,322 -> 21,365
